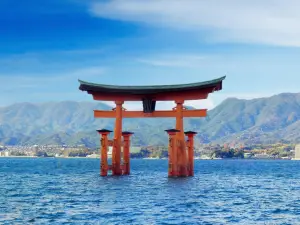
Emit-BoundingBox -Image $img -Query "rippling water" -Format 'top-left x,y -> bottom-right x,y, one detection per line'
0,158 -> 300,224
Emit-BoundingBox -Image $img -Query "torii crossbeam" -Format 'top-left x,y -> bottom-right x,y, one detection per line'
78,76 -> 225,177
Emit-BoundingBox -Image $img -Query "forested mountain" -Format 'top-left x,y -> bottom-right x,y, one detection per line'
0,93 -> 299,147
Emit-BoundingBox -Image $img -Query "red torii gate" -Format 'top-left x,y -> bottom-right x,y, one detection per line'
78,76 -> 225,177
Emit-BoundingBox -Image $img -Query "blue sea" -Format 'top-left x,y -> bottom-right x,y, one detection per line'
0,158 -> 300,224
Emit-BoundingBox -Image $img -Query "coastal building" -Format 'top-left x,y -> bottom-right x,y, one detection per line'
199,155 -> 211,160
1,151 -> 10,157
244,152 -> 252,159
86,153 -> 99,158
254,153 -> 272,159
293,144 -> 300,160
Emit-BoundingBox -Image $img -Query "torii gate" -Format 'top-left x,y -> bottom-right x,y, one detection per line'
78,76 -> 225,177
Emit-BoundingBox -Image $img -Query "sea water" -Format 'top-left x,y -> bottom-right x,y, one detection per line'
0,158 -> 299,224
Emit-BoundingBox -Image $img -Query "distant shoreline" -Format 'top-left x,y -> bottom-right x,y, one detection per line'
0,156 -> 38,158
0,156 -> 296,160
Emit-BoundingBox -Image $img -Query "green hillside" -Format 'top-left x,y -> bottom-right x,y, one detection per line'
0,93 -> 299,147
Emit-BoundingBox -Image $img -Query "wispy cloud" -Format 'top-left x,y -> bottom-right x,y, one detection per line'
0,67 -> 106,106
90,0 -> 300,47
0,66 -> 106,84
0,66 -> 106,105
137,54 -> 206,68
216,91 -> 300,101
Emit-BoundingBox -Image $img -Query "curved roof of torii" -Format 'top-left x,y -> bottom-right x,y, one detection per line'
79,76 -> 226,112
78,76 -> 226,95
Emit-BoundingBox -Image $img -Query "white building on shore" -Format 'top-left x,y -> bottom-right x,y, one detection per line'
0,151 -> 10,157
293,144 -> 300,160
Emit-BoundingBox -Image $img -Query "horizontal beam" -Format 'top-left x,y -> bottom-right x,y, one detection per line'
90,88 -> 212,101
94,109 -> 207,118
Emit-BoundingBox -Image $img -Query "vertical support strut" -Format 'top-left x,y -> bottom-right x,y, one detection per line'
97,129 -> 112,176
165,129 -> 180,177
185,131 -> 197,176
175,100 -> 188,177
112,101 -> 124,175
122,131 -> 134,175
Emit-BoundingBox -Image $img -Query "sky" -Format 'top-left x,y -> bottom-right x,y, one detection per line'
0,0 -> 300,110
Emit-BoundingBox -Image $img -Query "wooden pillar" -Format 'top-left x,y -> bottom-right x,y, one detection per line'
165,129 -> 180,177
97,129 -> 112,176
122,131 -> 134,175
185,131 -> 197,176
112,101 -> 124,175
175,100 -> 188,177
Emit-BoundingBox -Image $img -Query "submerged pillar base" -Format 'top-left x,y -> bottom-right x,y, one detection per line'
165,129 -> 180,177
165,129 -> 197,178
185,131 -> 197,177
97,129 -> 134,177
122,131 -> 134,175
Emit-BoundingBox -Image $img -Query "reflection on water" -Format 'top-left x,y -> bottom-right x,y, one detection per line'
0,158 -> 300,224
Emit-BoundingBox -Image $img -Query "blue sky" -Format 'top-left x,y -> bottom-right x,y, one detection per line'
0,0 -> 300,109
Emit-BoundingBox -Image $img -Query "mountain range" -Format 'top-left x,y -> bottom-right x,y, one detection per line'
0,92 -> 299,147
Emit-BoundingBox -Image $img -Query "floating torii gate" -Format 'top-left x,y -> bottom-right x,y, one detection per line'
78,76 -> 225,177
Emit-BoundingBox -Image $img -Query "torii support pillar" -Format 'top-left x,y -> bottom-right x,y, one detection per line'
112,101 -> 124,176
97,129 -> 112,176
185,131 -> 197,177
165,129 -> 180,177
175,100 -> 188,177
122,131 -> 134,175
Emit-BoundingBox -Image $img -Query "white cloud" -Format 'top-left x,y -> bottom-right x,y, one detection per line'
0,66 -> 105,84
71,66 -> 106,79
0,66 -> 106,106
185,99 -> 215,110
90,0 -> 300,47
136,54 -> 206,68
217,92 -> 291,100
